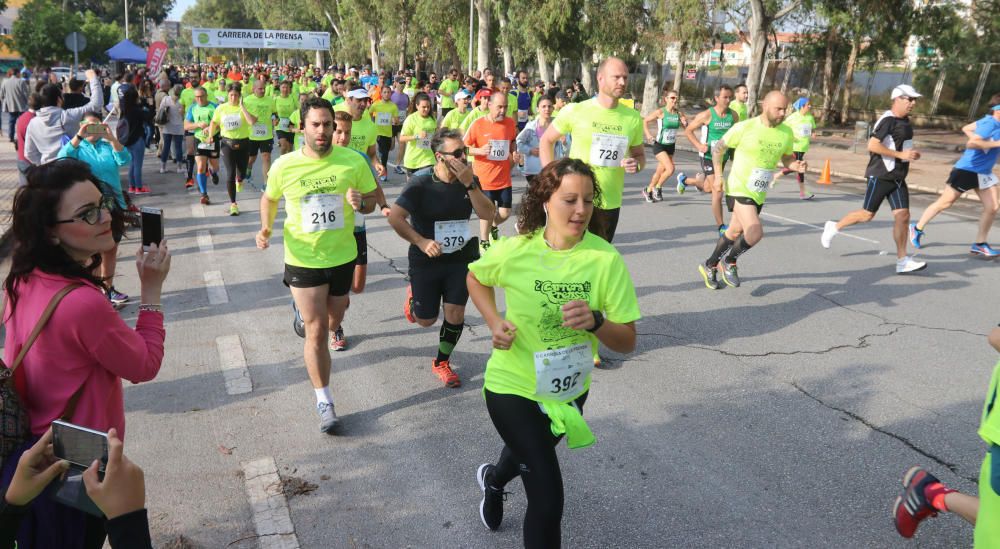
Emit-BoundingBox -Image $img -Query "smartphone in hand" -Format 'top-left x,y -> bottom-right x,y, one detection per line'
140,207 -> 163,252
52,419 -> 109,473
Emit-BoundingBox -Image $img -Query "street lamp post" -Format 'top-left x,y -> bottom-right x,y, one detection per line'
124,0 -> 129,40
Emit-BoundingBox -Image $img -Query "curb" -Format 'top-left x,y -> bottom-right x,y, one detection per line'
664,144 -> 982,203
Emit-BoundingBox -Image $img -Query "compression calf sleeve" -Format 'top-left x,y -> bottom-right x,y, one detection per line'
725,235 -> 754,265
706,234 -> 734,268
196,173 -> 207,194
437,320 -> 464,362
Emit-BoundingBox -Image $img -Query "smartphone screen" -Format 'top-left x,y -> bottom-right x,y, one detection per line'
140,207 -> 163,250
84,124 -> 105,135
52,420 -> 108,471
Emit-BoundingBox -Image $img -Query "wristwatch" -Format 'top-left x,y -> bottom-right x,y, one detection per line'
586,310 -> 605,333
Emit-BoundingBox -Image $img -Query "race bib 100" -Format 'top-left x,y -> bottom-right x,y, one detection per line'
434,220 -> 471,254
589,133 -> 628,168
300,194 -> 344,233
488,139 -> 510,161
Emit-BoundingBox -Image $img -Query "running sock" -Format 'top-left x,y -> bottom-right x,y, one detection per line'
436,320 -> 464,362
725,235 -> 754,264
923,481 -> 956,512
314,386 -> 334,405
186,155 -> 195,178
705,234 -> 735,268
196,173 -> 208,194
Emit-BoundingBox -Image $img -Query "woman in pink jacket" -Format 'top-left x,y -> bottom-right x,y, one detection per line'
0,158 -> 171,548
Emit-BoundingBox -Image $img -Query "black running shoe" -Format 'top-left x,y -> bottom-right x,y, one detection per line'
476,463 -> 506,531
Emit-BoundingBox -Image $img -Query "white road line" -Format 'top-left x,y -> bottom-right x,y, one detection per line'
215,335 -> 252,395
761,212 -> 881,244
191,204 -> 205,218
242,457 -> 300,549
196,230 -> 214,253
204,270 -> 229,304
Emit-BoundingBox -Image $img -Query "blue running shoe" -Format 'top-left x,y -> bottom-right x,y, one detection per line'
971,242 -> 1000,257
908,223 -> 924,249
676,172 -> 687,195
718,224 -> 728,236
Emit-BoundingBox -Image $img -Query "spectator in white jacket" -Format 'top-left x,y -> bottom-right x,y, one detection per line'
515,95 -> 564,186
24,69 -> 103,165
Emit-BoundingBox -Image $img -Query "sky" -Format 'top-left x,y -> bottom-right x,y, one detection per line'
167,0 -> 194,21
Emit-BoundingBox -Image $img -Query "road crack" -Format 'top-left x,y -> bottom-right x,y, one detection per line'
636,327 -> 901,358
790,382 -> 977,483
815,293 -> 986,338
367,242 -> 408,279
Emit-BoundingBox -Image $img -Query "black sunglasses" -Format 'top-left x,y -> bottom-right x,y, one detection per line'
55,195 -> 116,226
438,149 -> 465,159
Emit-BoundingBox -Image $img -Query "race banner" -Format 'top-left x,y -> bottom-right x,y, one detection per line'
190,28 -> 330,50
146,41 -> 168,75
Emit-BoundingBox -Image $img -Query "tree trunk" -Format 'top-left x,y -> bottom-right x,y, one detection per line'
673,41 -> 687,92
554,58 -> 562,82
398,16 -> 409,72
537,49 -> 550,83
498,10 -> 512,76
475,0 -> 491,71
819,28 -> 836,124
839,38 -> 859,123
780,59 -> 793,94
580,47 -> 594,95
444,26 -> 461,72
929,66 -> 946,115
641,59 -> 661,117
744,12 -> 769,118
832,63 -> 846,124
369,29 -> 380,72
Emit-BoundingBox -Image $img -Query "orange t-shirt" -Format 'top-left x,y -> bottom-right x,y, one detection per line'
464,116 -> 517,190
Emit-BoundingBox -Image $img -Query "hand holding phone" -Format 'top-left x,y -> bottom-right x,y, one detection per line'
83,123 -> 107,136
52,420 -> 109,472
140,207 -> 163,252
5,427 -> 70,506
83,428 -> 146,519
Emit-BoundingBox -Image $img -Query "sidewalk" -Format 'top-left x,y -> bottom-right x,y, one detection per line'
0,143 -> 21,230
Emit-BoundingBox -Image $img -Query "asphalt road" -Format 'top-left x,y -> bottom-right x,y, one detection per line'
115,145 -> 997,548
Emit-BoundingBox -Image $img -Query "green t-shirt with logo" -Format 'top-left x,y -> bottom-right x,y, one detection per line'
212,103 -> 252,140
721,117 -> 794,205
441,108 -> 470,130
468,231 -> 640,402
187,103 -> 218,142
243,94 -> 277,141
179,88 -> 195,114
731,99 -> 748,123
783,111 -> 816,153
552,98 -> 644,209
401,113 -> 438,169
265,148 -> 377,268
438,78 -> 460,109
370,100 -> 399,138
348,115 -> 377,154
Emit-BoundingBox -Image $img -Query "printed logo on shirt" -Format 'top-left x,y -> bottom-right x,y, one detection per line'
534,280 -> 592,344
298,175 -> 339,191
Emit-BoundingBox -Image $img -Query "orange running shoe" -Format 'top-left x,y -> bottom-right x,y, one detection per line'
432,359 -> 461,388
185,178 -> 194,188
403,284 -> 416,323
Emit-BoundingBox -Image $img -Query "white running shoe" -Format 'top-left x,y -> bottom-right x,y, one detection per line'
820,221 -> 838,249
896,256 -> 927,274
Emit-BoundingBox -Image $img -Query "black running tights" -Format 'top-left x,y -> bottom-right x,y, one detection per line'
221,139 -> 249,203
485,389 -> 588,549
376,135 -> 392,169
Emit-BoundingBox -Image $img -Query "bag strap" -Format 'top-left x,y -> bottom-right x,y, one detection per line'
2,283 -> 83,378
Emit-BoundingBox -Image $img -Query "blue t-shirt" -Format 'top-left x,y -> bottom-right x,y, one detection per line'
955,115 -> 1000,174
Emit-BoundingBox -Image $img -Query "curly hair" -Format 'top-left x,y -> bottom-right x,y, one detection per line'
516,158 -> 604,239
1,159 -> 124,314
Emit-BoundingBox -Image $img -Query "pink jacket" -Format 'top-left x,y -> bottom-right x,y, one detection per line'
3,270 -> 165,439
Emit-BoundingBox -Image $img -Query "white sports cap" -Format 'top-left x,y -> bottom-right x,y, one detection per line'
347,88 -> 370,99
891,84 -> 922,99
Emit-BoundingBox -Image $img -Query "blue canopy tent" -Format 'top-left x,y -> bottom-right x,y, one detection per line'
105,39 -> 147,64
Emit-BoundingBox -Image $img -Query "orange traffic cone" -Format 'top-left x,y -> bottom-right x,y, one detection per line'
817,159 -> 832,185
